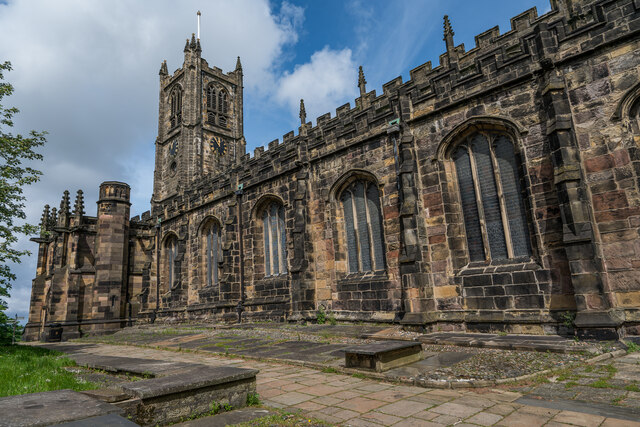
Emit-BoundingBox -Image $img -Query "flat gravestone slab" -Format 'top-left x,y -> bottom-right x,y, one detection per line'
343,341 -> 422,372
119,366 -> 258,399
70,354 -> 194,376
0,389 -> 123,427
516,396 -> 640,422
55,413 -> 139,426
419,332 -> 592,353
384,351 -> 472,378
421,351 -> 473,368
342,340 -> 420,355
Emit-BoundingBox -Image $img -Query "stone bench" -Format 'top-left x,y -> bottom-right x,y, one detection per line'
343,341 -> 423,372
115,365 -> 258,426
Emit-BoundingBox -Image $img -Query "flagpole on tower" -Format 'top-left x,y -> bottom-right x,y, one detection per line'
197,10 -> 201,39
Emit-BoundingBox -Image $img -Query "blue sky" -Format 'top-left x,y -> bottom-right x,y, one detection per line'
0,0 -> 551,323
247,0 -> 551,144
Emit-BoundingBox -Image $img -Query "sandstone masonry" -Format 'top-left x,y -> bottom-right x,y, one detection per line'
24,0 -> 640,341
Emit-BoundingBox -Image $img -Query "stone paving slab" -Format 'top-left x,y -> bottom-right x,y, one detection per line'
173,408 -> 274,426
42,331 -> 640,426
0,390 -> 123,427
513,347 -> 640,413
516,396 -> 640,422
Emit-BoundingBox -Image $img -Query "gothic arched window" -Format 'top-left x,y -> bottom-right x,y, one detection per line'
340,180 -> 385,273
452,132 -> 532,262
262,202 -> 287,276
202,220 -> 220,287
169,86 -> 182,128
165,236 -> 178,288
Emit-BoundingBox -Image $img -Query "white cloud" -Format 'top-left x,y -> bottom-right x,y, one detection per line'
276,46 -> 357,125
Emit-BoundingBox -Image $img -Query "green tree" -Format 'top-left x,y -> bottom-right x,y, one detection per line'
0,61 -> 46,344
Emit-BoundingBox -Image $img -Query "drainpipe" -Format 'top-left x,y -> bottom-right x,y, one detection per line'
388,118 -> 406,319
152,218 -> 161,323
125,239 -> 132,327
235,184 -> 245,323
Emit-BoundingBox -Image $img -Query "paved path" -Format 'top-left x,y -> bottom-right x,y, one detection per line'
44,342 -> 639,426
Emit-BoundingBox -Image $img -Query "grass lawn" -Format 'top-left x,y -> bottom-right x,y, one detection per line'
0,345 -> 97,397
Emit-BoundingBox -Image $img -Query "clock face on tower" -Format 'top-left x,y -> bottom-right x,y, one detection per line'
209,135 -> 228,156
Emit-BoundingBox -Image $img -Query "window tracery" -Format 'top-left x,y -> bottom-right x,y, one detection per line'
165,236 -> 178,288
262,202 -> 287,276
339,180 -> 385,273
202,220 -> 220,287
452,132 -> 531,262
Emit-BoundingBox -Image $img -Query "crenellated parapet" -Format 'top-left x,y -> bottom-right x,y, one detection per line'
208,0 -> 638,178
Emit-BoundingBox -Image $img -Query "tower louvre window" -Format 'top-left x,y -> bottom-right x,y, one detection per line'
218,90 -> 228,115
340,180 -> 386,273
206,85 -> 216,111
453,132 -> 532,262
169,86 -> 182,129
262,202 -> 287,276
207,111 -> 216,126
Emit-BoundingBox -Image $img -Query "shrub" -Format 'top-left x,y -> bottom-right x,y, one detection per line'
316,306 -> 326,324
247,392 -> 260,406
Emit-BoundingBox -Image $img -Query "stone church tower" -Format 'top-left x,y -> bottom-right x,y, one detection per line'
152,34 -> 246,203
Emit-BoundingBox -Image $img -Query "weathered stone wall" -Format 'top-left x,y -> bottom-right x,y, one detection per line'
26,0 -> 640,340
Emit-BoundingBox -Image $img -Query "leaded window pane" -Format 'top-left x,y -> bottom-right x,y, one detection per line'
494,136 -> 532,257
471,134 -> 508,260
454,146 -> 485,262
262,202 -> 287,276
206,229 -> 212,286
270,204 -> 280,275
212,226 -> 219,285
206,224 -> 219,287
167,238 -> 177,286
342,190 -> 358,272
353,182 -> 372,272
263,209 -> 271,276
366,183 -> 385,270
278,206 -> 287,273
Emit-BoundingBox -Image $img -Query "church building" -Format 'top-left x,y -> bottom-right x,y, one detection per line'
24,0 -> 640,341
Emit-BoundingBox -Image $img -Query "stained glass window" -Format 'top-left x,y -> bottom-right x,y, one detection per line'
340,180 -> 385,273
263,202 -> 287,276
453,132 -> 532,262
